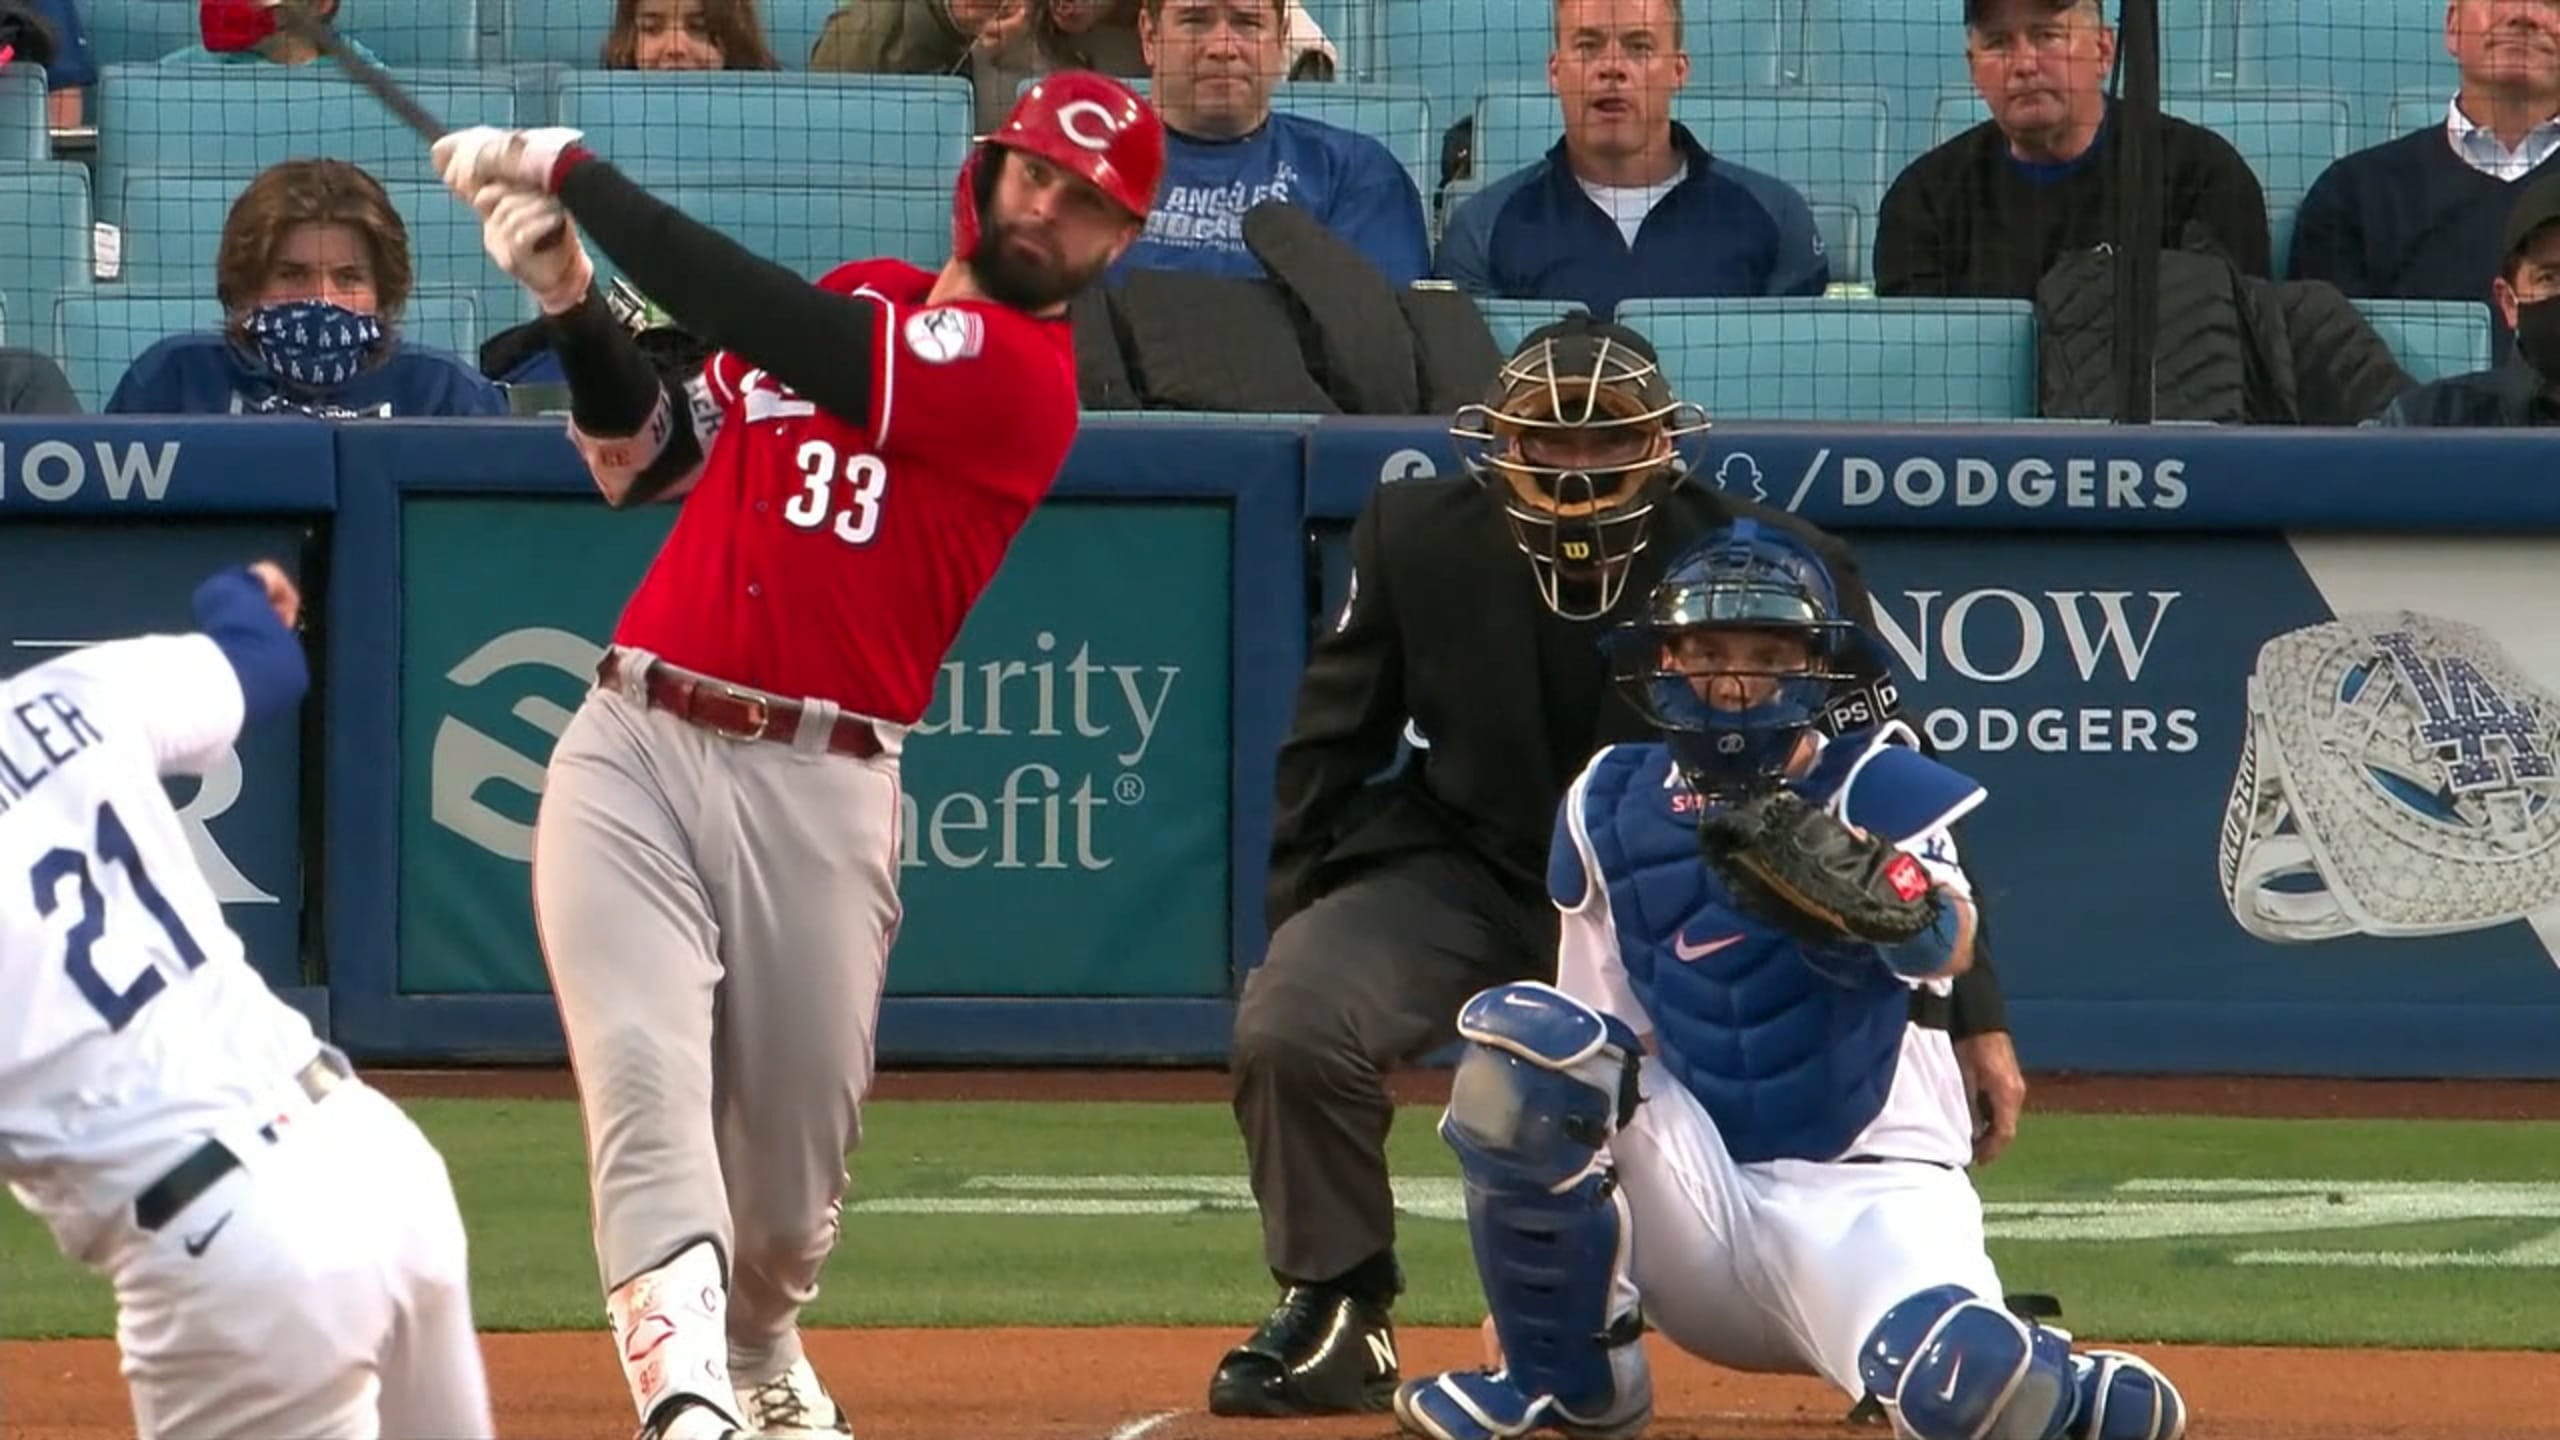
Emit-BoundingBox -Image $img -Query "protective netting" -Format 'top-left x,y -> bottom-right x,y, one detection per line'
0,1 -> 2516,420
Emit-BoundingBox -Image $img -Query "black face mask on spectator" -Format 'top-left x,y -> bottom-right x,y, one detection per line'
2517,295 -> 2560,386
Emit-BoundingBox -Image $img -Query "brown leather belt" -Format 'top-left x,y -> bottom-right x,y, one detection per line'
599,652 -> 883,759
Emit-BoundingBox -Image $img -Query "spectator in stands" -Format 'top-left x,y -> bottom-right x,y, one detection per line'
5,0 -> 91,129
2374,172 -> 2560,426
0,346 -> 78,413
812,0 -> 1333,133
1433,0 -> 1828,319
108,159 -> 507,418
1113,0 -> 1427,286
602,0 -> 781,70
163,0 -> 382,67
1874,0 -> 2269,298
2291,0 -> 2560,350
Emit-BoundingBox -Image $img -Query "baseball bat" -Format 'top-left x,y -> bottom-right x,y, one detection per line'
265,0 -> 570,249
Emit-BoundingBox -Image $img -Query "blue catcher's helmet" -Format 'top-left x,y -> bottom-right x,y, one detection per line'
1603,519 -> 1884,798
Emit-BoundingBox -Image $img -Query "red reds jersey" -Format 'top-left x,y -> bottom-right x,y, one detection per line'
613,258 -> 1080,724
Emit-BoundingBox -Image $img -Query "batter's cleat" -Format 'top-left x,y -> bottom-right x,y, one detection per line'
636,1396 -> 747,1440
736,1359 -> 855,1436
1393,1368 -> 1651,1440
1206,1284 -> 1399,1416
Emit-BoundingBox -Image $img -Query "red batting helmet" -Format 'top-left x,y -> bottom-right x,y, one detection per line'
951,70 -> 1166,257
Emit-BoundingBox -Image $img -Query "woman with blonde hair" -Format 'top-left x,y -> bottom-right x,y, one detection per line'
109,158 -> 507,417
602,0 -> 782,70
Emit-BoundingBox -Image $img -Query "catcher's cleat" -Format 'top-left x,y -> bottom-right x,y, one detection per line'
1394,1368 -> 1652,1440
1207,1284 -> 1399,1416
635,1395 -> 747,1440
736,1359 -> 855,1436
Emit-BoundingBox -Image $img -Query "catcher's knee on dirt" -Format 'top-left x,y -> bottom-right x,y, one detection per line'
1438,981 -> 1650,1425
1857,1284 -> 2186,1440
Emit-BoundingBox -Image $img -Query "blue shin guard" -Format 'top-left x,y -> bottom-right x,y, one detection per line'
1858,1286 -> 2187,1440
1396,983 -> 1651,1440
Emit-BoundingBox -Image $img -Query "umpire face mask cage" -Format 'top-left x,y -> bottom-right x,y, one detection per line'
1603,520 -> 1879,800
1452,322 -> 1710,621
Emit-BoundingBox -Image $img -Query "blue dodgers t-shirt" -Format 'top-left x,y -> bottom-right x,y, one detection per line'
1111,111 -> 1431,287
106,334 -> 511,418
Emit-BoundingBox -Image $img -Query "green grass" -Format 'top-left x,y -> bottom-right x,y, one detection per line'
7,1100 -> 2557,1348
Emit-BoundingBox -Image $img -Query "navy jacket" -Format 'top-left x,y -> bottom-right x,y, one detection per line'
1435,123 -> 1828,318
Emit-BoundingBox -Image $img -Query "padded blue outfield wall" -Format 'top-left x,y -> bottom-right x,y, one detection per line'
4,414 -> 2560,1077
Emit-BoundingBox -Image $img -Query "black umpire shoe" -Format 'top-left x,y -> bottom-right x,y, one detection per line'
1207,1284 -> 1400,1416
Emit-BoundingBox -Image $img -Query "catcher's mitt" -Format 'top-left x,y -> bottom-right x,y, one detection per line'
1697,789 -> 1940,946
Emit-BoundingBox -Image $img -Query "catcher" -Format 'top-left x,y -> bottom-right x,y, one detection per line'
1393,521 -> 2189,1440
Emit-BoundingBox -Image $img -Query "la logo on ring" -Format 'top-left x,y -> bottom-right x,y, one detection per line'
1056,99 -> 1122,151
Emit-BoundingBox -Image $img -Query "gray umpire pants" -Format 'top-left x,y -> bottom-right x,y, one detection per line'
1230,848 -> 1550,1290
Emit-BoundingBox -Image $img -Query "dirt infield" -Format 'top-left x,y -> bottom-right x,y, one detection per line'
8,1327 -> 2559,1439
12,1070 -> 2553,1437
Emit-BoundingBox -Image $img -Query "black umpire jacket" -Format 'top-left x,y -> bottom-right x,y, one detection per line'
1267,471 -> 2010,1037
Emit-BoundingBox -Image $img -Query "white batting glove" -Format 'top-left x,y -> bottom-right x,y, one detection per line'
434,125 -> 586,201
477,184 -> 595,315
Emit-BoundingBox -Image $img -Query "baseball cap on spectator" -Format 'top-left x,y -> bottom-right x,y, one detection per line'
2503,172 -> 2560,266
1963,0 -> 2108,24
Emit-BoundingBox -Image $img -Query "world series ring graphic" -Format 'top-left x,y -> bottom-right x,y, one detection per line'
2219,611 -> 2560,943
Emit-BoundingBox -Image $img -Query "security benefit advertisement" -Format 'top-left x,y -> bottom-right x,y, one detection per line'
0,523 -> 314,996
397,498 -> 1233,999
1849,531 -> 2560,1052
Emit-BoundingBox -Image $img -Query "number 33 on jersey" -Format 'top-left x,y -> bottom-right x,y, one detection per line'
610,258 -> 1084,726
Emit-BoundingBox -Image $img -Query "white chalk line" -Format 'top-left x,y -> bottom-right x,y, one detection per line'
1104,1408 -> 1183,1440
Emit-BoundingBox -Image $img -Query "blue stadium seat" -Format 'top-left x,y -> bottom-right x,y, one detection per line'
93,64 -> 525,223
356,3 -> 487,66
1793,0 -> 2230,165
494,0 -> 626,66
81,1 -> 202,66
2229,0 -> 2446,144
0,165 -> 97,361
1611,297 -> 2039,420
1468,85 -> 1888,285
2161,90 -> 2351,260
1373,0 -> 1784,130
50,286 -> 488,413
2354,297 -> 2495,384
552,72 -> 971,189
2387,87 -> 2446,140
1273,82 -> 1440,209
1474,296 -> 1590,353
1928,87 -> 1988,149
1,64 -> 45,164
609,185 -> 951,282
112,174 -> 535,334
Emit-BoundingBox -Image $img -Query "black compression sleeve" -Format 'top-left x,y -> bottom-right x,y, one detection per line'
545,288 -> 664,438
556,155 -> 880,422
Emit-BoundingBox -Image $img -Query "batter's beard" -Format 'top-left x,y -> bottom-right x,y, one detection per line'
968,223 -> 1099,312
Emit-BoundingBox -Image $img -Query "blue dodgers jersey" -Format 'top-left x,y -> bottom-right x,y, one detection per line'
1110,112 -> 1431,287
1557,735 -> 1984,1163
105,334 -> 511,419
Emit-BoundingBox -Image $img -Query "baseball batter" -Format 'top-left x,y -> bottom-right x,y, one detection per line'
1392,524 -> 2189,1440
431,71 -> 1166,1440
0,562 -> 493,1440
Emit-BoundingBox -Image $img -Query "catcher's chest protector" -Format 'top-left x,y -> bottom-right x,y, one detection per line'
1579,743 -> 1919,1163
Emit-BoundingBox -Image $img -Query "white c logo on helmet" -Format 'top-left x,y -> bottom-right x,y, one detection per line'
1056,99 -> 1121,152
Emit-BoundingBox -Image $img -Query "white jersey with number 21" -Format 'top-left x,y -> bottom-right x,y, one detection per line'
0,634 -> 320,1262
